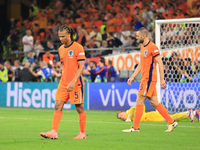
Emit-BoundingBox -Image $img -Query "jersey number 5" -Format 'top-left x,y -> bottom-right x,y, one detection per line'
75,91 -> 78,99
140,84 -> 143,91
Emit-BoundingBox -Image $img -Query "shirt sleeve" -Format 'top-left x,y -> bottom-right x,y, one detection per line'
151,45 -> 160,58
77,45 -> 85,61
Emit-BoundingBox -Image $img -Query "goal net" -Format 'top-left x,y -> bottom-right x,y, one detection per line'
155,18 -> 200,113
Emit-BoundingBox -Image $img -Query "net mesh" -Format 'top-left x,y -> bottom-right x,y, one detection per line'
158,22 -> 200,113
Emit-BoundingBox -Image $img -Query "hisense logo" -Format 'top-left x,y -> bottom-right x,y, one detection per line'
6,83 -> 71,109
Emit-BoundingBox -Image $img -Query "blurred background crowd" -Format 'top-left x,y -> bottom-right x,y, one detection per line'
0,0 -> 200,83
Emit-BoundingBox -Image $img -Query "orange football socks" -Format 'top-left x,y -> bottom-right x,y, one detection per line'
52,111 -> 62,132
156,103 -> 174,124
79,111 -> 87,133
133,105 -> 144,129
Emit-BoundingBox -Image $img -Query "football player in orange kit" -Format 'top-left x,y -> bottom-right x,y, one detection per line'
40,25 -> 87,139
122,27 -> 178,132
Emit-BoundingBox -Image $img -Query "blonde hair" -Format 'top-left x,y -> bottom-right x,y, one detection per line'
137,27 -> 149,37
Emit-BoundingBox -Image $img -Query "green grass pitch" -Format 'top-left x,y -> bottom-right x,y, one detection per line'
0,107 -> 200,150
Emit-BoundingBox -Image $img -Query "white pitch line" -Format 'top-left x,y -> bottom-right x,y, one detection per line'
0,108 -> 117,114
0,117 -> 200,128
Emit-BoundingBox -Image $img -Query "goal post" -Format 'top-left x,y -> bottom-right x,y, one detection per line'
155,18 -> 200,113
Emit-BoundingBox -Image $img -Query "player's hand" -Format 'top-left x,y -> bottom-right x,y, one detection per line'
160,79 -> 167,89
127,77 -> 134,86
67,81 -> 76,92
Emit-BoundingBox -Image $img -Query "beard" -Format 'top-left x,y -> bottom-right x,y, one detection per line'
139,38 -> 144,44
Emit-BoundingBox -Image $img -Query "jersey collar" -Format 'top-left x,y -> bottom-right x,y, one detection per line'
144,40 -> 150,47
64,41 -> 74,48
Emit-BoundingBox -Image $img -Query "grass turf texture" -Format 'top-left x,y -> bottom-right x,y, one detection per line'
0,107 -> 200,150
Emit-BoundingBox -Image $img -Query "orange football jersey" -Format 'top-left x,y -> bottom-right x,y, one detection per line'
140,41 -> 160,82
59,41 -> 85,86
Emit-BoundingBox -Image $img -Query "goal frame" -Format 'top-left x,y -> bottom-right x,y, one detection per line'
155,18 -> 200,102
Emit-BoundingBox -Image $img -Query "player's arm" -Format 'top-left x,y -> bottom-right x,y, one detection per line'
155,55 -> 167,89
127,63 -> 141,85
67,60 -> 85,92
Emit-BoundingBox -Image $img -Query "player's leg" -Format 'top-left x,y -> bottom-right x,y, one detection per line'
171,111 -> 192,122
69,85 -> 86,139
148,96 -> 177,132
122,94 -> 146,132
40,84 -> 68,139
40,100 -> 65,139
74,103 -> 87,139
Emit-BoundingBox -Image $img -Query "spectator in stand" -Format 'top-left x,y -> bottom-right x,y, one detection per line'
90,26 -> 102,48
34,39 -> 44,61
142,18 -> 153,32
0,62 -> 8,82
107,13 -> 117,34
18,62 -> 36,82
176,9 -> 184,19
88,58 -> 107,82
105,32 -> 122,55
30,61 -> 61,82
29,0 -> 39,17
156,1 -> 165,13
23,51 -> 36,65
4,61 -> 15,82
52,21 -> 61,42
9,28 -> 18,63
107,60 -> 116,82
16,16 -> 25,30
19,23 -> 26,40
85,38 -> 98,58
122,35 -> 138,52
47,40 -> 59,61
123,7 -> 133,30
176,0 -> 189,14
116,13 -> 126,33
142,4 -> 153,23
100,20 -> 107,40
22,29 -> 34,55
14,60 -> 21,81
98,40 -> 108,56
55,0 -> 63,19
32,16 -> 40,35
10,18 -> 16,29
134,14 -> 143,31
43,49 -> 54,65
119,24 -> 131,45
39,10 -> 48,33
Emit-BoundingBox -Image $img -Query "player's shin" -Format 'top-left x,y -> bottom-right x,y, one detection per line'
79,111 -> 86,133
52,111 -> 63,132
133,105 -> 144,129
155,103 -> 174,124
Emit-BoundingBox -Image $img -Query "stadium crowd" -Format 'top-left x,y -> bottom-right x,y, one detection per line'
0,0 -> 200,83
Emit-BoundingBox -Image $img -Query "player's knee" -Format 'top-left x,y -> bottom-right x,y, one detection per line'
150,101 -> 158,108
75,104 -> 84,114
55,103 -> 63,111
